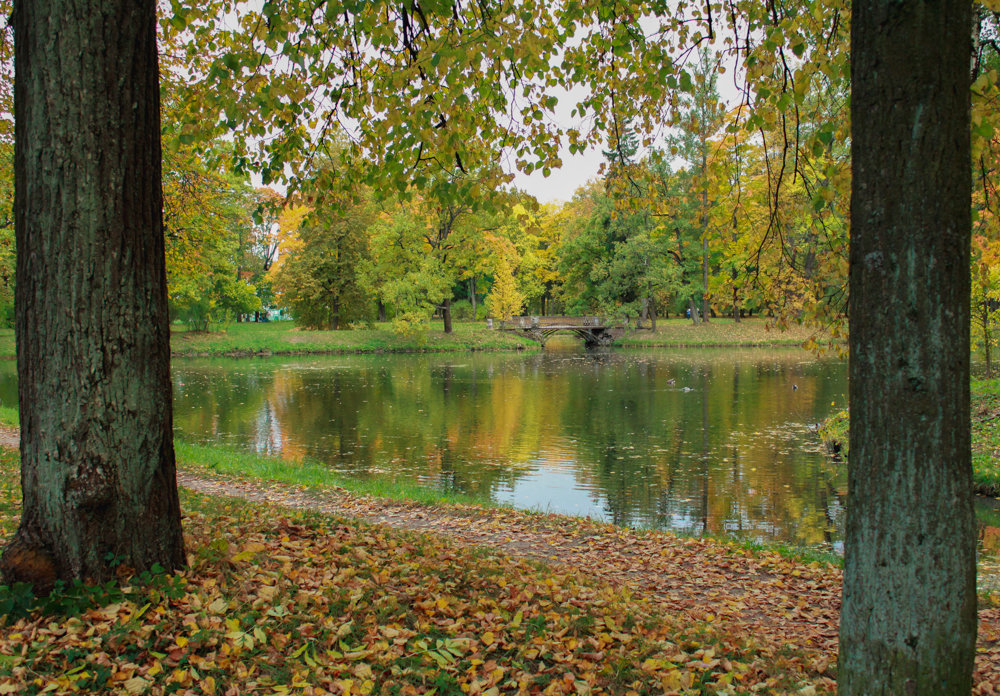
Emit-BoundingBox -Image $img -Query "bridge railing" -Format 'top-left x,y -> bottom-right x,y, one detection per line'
501,315 -> 605,329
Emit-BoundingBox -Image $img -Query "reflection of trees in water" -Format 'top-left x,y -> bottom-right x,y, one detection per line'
559,353 -> 847,547
169,350 -> 849,545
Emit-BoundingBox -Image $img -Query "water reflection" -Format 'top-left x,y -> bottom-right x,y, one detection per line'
167,348 -> 850,548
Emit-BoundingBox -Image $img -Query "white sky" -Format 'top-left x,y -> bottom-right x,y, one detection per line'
511,146 -> 603,205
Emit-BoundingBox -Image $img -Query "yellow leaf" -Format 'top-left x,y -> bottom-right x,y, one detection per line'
481,631 -> 495,646
208,597 -> 228,614
511,610 -> 523,628
123,677 -> 149,695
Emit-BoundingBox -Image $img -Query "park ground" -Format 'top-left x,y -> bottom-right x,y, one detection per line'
0,438 -> 999,694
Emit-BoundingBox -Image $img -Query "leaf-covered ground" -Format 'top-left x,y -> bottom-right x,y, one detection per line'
1,450 -> 999,695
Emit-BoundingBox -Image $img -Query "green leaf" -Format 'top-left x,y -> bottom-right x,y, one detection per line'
679,71 -> 693,94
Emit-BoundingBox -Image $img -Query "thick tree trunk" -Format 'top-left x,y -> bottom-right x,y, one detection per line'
468,276 -> 477,320
1,0 -> 185,591
841,2 -> 976,694
377,299 -> 387,323
442,297 -> 453,334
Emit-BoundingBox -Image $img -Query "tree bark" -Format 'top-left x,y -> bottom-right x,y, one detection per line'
468,276 -> 477,320
1,0 -> 185,591
442,297 -> 453,334
985,304 -> 993,378
841,2 -> 976,694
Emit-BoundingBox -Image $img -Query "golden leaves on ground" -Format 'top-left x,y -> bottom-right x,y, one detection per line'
1,460 -> 999,694
0,494 -> 811,695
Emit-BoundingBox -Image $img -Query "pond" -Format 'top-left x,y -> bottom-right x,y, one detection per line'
2,346 -> 998,561
166,347 -> 850,549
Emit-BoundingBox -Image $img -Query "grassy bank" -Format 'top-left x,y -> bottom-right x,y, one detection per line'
171,321 -> 538,357
0,318 -> 836,361
818,378 -> 1000,496
616,318 -> 837,349
176,440 -> 494,509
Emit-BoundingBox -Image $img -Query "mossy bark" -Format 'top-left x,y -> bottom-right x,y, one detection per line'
841,2 -> 976,693
0,0 -> 185,590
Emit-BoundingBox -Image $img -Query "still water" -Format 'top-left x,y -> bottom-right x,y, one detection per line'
165,347 -> 851,549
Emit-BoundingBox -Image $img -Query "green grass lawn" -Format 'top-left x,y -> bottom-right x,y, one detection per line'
0,329 -> 12,360
0,318 -> 840,360
170,320 -> 538,356
616,317 -> 840,348
973,378 -> 1000,496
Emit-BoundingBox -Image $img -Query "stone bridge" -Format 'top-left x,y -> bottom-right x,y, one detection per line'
498,316 -> 625,348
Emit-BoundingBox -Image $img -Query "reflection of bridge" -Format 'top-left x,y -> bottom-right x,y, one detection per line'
499,316 -> 625,348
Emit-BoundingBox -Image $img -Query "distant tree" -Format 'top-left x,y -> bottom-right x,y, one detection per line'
162,145 -> 261,330
672,49 -> 726,323
272,191 -> 375,330
484,234 -> 525,321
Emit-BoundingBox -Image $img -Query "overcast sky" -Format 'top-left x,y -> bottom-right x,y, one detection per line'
510,146 -> 603,205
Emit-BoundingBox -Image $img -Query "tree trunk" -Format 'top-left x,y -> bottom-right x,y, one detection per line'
468,276 -> 477,320
700,148 -> 710,323
701,233 -> 710,323
1,0 -> 186,591
841,2 -> 976,694
649,297 -> 657,331
442,297 -> 453,334
984,303 -> 993,379
687,297 -> 700,325
377,299 -> 387,323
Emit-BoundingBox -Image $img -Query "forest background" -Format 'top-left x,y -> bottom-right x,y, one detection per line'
0,4 -> 995,370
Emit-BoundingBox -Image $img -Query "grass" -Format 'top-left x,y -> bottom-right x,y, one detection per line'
0,318 -> 843,361
170,320 -> 539,357
616,317 -> 841,349
816,377 -> 1000,496
176,440 -> 495,508
973,378 -> 1000,496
